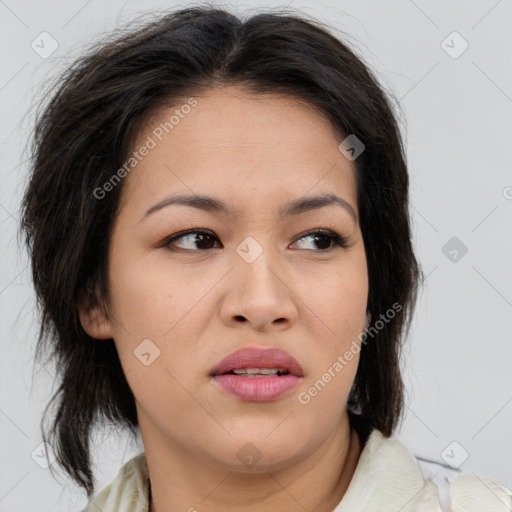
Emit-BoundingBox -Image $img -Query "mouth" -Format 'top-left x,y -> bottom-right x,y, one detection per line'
223,368 -> 290,377
209,347 -> 304,402
209,347 -> 304,378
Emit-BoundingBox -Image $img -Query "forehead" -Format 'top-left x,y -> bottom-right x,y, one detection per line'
140,85 -> 344,145
122,86 -> 357,216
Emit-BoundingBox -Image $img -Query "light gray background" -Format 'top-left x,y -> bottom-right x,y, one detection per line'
1,1 -> 511,510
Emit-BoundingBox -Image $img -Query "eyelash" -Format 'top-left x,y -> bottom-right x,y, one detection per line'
161,228 -> 349,253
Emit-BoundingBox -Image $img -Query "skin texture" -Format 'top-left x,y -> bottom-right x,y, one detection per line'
78,85 -> 369,511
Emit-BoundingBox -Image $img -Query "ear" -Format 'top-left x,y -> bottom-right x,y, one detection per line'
75,287 -> 113,340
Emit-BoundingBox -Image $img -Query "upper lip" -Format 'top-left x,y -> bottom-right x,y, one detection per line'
210,347 -> 304,377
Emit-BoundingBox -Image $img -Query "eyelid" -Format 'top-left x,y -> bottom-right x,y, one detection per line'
160,228 -> 220,249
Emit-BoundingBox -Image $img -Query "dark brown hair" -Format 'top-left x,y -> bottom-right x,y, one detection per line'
19,4 -> 421,498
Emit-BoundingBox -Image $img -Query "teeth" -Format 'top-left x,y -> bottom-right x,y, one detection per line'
232,368 -> 282,375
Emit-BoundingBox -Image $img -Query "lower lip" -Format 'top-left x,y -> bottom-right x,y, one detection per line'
212,374 -> 301,402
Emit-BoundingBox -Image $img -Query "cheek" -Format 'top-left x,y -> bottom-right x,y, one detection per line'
294,337 -> 360,443
107,246 -> 208,339
297,250 -> 367,394
106,249 -> 221,391
302,253 -> 368,338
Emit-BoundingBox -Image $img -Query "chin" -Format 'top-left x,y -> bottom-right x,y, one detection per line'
208,429 -> 310,473
219,447 -> 307,474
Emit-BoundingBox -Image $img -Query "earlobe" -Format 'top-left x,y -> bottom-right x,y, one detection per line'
75,289 -> 113,340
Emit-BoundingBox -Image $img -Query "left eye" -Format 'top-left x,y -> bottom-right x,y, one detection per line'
162,229 -> 348,252
291,230 -> 349,251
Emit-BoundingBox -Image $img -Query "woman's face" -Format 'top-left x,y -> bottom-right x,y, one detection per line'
80,85 -> 368,472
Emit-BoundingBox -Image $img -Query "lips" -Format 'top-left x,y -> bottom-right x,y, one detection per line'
210,347 -> 304,377
210,347 -> 304,402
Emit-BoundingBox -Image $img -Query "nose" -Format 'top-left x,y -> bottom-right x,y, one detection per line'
220,248 -> 298,332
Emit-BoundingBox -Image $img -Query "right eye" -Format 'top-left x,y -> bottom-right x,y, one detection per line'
162,229 -> 222,251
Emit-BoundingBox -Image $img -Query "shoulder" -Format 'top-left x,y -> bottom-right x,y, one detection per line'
336,429 -> 512,511
81,452 -> 149,512
417,457 -> 512,512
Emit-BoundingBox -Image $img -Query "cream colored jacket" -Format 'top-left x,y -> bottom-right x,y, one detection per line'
82,429 -> 511,511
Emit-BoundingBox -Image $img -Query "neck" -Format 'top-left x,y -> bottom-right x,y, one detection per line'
145,412 -> 362,512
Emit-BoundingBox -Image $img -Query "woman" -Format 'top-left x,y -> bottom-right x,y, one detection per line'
19,5 -> 511,511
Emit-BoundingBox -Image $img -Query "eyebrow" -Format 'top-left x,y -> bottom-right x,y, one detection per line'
140,192 -> 358,223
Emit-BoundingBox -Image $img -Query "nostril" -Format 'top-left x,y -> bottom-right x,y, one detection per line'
235,316 -> 246,322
